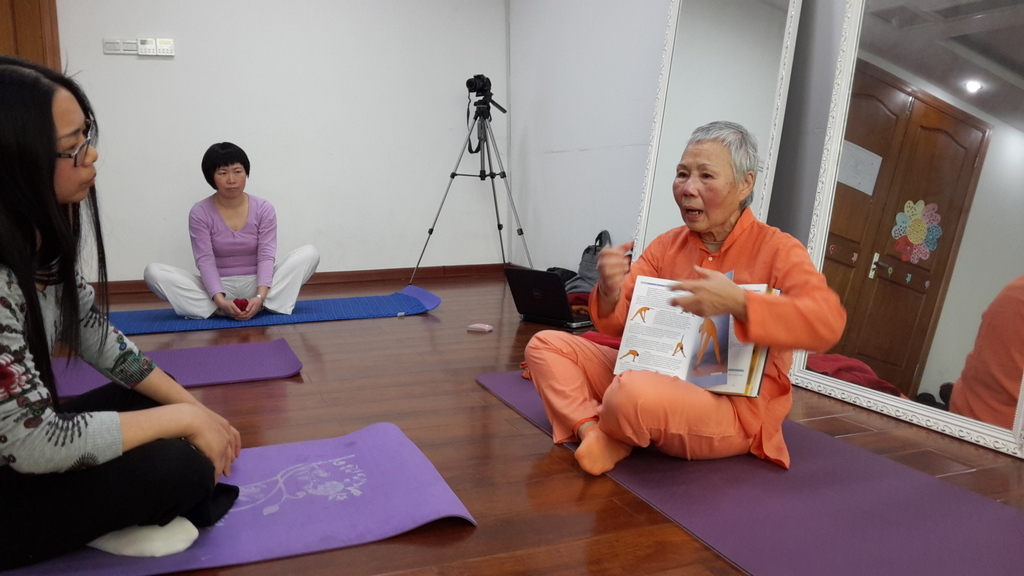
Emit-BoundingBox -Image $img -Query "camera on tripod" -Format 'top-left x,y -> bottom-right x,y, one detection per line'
465,74 -> 506,118
407,73 -> 532,285
466,74 -> 491,95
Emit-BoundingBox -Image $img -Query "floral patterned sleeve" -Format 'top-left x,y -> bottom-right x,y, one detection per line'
0,267 -> 142,474
74,271 -> 156,386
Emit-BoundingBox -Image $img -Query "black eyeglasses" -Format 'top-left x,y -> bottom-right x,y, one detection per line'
55,120 -> 94,167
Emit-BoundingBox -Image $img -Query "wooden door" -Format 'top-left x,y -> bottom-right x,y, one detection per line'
823,63 -> 912,347
823,61 -> 990,397
0,0 -> 61,70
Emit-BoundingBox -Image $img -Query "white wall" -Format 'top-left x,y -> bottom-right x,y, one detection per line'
56,0 -> 673,282
57,0 -> 508,280
643,0 -> 787,251
506,0 -> 671,269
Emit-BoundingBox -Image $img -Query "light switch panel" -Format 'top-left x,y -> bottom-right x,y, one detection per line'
138,38 -> 157,56
155,38 -> 175,56
102,39 -> 122,54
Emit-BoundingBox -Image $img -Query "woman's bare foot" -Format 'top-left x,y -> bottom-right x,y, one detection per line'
575,424 -> 632,475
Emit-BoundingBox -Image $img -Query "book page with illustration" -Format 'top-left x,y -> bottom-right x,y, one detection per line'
612,276 -> 769,397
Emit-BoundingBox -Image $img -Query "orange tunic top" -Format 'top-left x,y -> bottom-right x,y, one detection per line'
590,209 -> 846,467
948,275 -> 1024,429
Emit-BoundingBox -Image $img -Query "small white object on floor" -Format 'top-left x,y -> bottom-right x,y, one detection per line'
87,516 -> 199,557
467,323 -> 493,332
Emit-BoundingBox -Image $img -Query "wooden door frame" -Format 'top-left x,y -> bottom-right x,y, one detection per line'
0,0 -> 61,71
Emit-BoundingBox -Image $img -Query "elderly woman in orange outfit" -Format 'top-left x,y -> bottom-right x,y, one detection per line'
524,121 -> 846,475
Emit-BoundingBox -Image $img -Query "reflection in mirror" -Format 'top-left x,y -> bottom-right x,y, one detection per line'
792,0 -> 1024,457
819,56 -> 991,401
633,0 -> 801,254
947,275 -> 1024,429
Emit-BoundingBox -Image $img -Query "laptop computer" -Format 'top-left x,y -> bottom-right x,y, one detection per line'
504,267 -> 593,329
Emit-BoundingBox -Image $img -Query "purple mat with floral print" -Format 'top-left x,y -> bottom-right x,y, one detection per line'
9,423 -> 475,575
53,339 -> 302,397
476,370 -> 1024,576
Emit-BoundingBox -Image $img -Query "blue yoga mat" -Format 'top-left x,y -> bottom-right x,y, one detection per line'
109,285 -> 441,335
476,370 -> 1024,576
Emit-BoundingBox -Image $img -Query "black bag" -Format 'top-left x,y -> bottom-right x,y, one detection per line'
546,266 -> 593,295
577,230 -> 611,289
546,267 -> 579,285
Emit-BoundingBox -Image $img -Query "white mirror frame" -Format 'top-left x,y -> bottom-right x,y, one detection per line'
789,0 -> 1024,459
633,0 -> 803,252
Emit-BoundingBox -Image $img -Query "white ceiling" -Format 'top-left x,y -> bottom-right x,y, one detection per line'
861,0 -> 1024,131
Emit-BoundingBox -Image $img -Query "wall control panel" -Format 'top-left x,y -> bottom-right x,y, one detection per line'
102,37 -> 174,56
138,38 -> 156,55
155,38 -> 175,56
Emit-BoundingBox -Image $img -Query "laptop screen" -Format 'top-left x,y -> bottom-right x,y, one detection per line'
504,267 -> 591,328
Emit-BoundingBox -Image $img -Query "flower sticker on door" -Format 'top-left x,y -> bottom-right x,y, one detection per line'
891,200 -> 942,264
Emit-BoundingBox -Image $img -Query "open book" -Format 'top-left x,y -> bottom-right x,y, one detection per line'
612,276 -> 772,397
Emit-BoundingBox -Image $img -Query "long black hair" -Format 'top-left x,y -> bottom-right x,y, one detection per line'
0,57 -> 109,404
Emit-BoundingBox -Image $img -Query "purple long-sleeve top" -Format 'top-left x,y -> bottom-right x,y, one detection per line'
188,194 -> 277,297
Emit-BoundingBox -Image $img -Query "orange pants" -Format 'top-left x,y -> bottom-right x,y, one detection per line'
524,330 -> 753,460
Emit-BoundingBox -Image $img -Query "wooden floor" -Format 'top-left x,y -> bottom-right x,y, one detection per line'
110,273 -> 1024,575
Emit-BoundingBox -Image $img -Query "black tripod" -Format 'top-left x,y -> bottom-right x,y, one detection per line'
408,85 -> 533,285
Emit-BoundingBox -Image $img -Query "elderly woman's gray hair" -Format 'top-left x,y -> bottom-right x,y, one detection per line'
687,121 -> 759,210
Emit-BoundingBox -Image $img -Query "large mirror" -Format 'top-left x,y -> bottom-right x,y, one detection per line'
791,0 -> 1024,458
633,0 -> 802,251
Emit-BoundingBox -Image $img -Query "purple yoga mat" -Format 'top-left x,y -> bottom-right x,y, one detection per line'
54,338 -> 303,397
10,422 -> 475,576
476,370 -> 1024,576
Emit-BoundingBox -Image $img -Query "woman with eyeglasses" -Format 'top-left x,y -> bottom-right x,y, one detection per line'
0,56 -> 241,568
143,142 -> 319,320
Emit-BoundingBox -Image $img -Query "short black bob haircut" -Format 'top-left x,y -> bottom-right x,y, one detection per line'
201,142 -> 250,189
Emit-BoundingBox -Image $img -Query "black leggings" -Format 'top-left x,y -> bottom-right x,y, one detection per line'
0,384 -> 238,570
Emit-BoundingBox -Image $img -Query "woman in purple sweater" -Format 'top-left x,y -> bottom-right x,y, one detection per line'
145,143 -> 319,320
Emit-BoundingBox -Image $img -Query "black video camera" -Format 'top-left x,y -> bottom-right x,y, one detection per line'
466,74 -> 491,95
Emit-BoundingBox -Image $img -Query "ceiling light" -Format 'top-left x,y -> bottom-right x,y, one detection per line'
964,80 -> 983,93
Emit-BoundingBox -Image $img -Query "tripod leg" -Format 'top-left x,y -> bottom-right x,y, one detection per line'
484,120 -> 534,269
481,136 -> 508,265
409,118 -> 479,285
478,115 -> 489,180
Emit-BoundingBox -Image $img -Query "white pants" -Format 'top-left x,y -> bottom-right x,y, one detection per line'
144,245 -> 320,318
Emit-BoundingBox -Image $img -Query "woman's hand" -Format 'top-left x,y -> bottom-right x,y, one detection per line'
131,368 -> 242,479
199,404 -> 242,461
119,403 -> 238,483
183,406 -> 237,481
213,293 -> 243,319
671,266 -> 748,321
235,295 -> 264,321
597,241 -> 634,303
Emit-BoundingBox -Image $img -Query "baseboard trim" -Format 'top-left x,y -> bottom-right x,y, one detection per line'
102,264 -> 508,295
